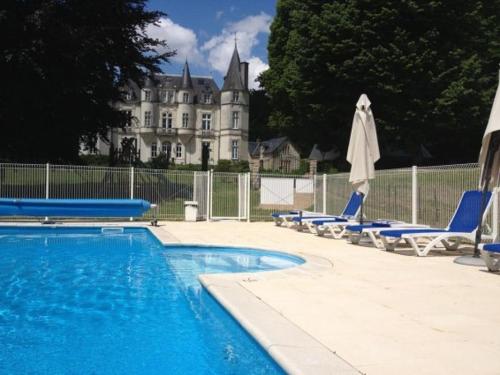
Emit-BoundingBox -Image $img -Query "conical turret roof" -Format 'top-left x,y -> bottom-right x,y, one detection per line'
181,60 -> 193,89
222,45 -> 244,91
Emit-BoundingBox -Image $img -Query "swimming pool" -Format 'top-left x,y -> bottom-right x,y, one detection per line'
0,226 -> 303,374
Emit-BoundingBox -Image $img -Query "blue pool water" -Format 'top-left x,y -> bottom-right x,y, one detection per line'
0,227 -> 303,374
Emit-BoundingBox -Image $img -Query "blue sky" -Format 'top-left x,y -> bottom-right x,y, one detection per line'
145,0 -> 276,89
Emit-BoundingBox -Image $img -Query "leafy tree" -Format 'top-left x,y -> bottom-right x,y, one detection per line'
260,0 -> 500,166
249,89 -> 278,141
0,0 -> 173,162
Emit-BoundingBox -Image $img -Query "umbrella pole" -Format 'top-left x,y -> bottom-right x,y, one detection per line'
360,193 -> 364,224
474,134 -> 500,257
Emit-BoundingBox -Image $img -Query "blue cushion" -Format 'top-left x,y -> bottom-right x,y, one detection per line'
343,192 -> 364,216
0,198 -> 151,217
271,211 -> 300,218
448,190 -> 492,233
346,223 -> 392,233
483,243 -> 500,253
292,215 -> 332,223
379,228 -> 447,238
311,217 -> 347,225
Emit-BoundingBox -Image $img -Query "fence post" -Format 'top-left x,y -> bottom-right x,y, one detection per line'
193,172 -> 197,202
246,172 -> 251,223
412,165 -> 418,224
129,167 -> 134,222
45,163 -> 50,199
44,163 -> 50,223
323,173 -> 327,214
206,170 -> 211,222
313,174 -> 317,212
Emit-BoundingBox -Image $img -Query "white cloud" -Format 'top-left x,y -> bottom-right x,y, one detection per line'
145,14 -> 271,89
247,57 -> 269,89
215,10 -> 224,20
145,18 -> 202,65
201,12 -> 272,85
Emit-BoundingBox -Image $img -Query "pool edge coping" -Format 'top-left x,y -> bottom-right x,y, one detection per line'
147,224 -> 361,375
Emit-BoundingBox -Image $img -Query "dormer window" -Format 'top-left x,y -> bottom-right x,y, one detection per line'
232,91 -> 239,103
125,91 -> 132,101
160,90 -> 167,102
203,93 -> 212,104
144,90 -> 151,101
183,93 -> 189,103
168,91 -> 174,103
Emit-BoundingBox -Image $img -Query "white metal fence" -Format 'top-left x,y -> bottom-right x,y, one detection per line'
0,162 -> 497,236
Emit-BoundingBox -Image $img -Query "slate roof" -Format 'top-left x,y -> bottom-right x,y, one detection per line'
308,144 -> 323,161
122,70 -> 220,105
249,137 -> 289,157
308,144 -> 339,161
181,61 -> 193,89
222,46 -> 245,91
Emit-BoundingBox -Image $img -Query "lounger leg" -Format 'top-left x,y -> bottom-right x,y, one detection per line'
442,238 -> 461,250
331,226 -> 346,239
367,231 -> 382,248
419,235 -> 448,256
404,237 -> 425,256
306,222 -> 316,234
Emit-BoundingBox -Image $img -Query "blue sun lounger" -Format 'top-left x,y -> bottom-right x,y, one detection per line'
0,198 -> 153,219
479,243 -> 500,271
345,221 -> 430,248
291,192 -> 364,233
272,192 -> 364,230
300,192 -> 364,235
378,190 -> 493,256
271,210 -> 317,227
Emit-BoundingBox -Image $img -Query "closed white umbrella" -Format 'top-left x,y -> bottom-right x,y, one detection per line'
474,71 -> 500,257
346,94 -> 380,223
479,72 -> 500,188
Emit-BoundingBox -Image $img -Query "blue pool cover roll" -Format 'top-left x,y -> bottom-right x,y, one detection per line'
0,199 -> 152,217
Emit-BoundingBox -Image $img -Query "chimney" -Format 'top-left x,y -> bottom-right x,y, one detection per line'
240,62 -> 249,90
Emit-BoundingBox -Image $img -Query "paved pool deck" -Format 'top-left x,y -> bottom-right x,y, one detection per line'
154,221 -> 500,375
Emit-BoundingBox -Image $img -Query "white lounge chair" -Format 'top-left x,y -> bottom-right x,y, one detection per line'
271,209 -> 317,227
293,192 -> 364,233
378,190 -> 493,256
345,221 -> 430,248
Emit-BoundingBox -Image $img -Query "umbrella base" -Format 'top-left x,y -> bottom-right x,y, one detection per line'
453,255 -> 486,267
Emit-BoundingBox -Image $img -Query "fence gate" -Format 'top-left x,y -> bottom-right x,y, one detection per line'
209,172 -> 247,220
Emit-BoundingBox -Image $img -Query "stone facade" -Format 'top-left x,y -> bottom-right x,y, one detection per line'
95,46 -> 249,166
248,137 -> 301,173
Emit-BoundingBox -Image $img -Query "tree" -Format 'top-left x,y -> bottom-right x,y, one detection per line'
0,0 -> 173,162
260,0 -> 500,166
249,89 -> 278,141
